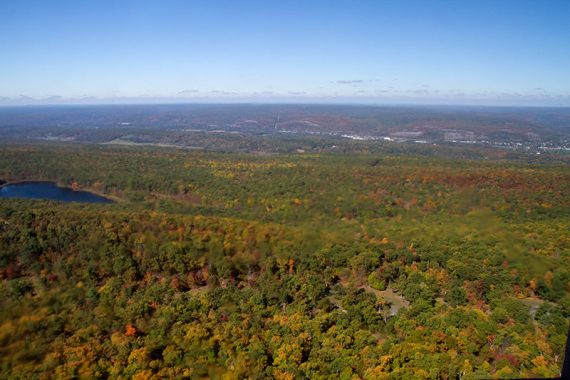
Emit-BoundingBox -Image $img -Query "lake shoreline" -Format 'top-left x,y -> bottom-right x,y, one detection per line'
0,180 -> 117,203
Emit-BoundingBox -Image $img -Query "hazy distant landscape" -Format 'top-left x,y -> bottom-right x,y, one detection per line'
1,104 -> 569,154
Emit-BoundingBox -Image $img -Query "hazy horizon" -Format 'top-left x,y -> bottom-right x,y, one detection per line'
1,97 -> 570,109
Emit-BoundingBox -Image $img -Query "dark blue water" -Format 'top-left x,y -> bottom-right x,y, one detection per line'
0,182 -> 114,203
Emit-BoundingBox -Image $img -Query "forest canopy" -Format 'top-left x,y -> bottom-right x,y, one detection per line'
0,143 -> 568,379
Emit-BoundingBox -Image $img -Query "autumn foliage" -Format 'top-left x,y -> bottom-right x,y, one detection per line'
0,144 -> 568,378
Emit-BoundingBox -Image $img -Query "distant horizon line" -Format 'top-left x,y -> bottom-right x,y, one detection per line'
2,91 -> 570,108
0,101 -> 569,109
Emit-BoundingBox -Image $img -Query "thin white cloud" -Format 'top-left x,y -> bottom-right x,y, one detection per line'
336,79 -> 364,84
407,89 -> 431,95
210,90 -> 238,95
178,89 -> 200,95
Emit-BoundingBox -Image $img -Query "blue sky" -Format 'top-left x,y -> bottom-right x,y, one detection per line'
1,0 -> 569,106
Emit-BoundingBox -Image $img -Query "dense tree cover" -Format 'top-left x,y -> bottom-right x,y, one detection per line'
0,144 -> 568,379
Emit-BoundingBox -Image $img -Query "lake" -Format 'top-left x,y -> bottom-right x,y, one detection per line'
0,182 -> 114,204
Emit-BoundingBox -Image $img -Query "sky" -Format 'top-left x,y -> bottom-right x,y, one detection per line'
1,0 -> 569,106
